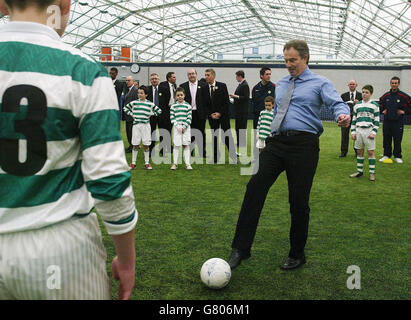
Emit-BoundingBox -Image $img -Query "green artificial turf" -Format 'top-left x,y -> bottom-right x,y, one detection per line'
101,121 -> 410,300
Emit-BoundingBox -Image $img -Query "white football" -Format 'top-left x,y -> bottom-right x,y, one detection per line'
200,258 -> 231,289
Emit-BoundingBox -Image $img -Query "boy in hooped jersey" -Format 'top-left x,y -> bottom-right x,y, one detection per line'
350,85 -> 380,181
0,0 -> 137,299
124,85 -> 161,170
170,87 -> 193,170
256,96 -> 275,151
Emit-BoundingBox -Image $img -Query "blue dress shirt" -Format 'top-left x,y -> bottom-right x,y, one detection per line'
272,67 -> 349,136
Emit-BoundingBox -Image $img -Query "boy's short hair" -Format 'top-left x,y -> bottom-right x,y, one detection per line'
176,87 -> 185,95
362,85 -> 373,94
5,0 -> 55,9
391,76 -> 400,83
110,67 -> 118,73
264,96 -> 274,104
138,85 -> 148,95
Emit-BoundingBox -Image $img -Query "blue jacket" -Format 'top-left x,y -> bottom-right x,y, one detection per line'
251,81 -> 276,114
379,89 -> 411,121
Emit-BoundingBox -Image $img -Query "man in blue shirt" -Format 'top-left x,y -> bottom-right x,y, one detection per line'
228,40 -> 350,271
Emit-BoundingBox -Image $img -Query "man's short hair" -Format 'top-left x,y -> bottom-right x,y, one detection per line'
391,76 -> 400,83
283,39 -> 310,64
110,67 -> 118,73
5,0 -> 54,9
150,73 -> 159,78
205,69 -> 216,77
264,96 -> 274,104
362,85 -> 374,94
236,70 -> 245,78
138,85 -> 148,95
259,67 -> 271,77
176,87 -> 185,95
166,72 -> 175,81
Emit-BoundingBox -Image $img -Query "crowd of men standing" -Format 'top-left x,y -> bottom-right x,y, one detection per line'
110,66 -> 410,163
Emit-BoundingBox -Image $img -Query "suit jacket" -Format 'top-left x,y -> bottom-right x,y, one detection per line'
341,91 -> 362,114
179,81 -> 209,120
232,80 -> 250,116
158,81 -> 177,116
123,85 -> 139,122
204,81 -> 230,118
113,79 -> 124,102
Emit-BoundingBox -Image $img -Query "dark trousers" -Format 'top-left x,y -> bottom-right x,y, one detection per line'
253,112 -> 260,130
235,113 -> 248,149
209,116 -> 236,162
149,115 -> 160,156
158,111 -> 172,153
231,133 -> 319,259
125,120 -> 133,147
340,124 -> 356,155
383,119 -> 404,158
191,110 -> 207,157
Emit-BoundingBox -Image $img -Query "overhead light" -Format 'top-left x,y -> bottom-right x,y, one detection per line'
132,22 -> 140,26
79,2 -> 88,6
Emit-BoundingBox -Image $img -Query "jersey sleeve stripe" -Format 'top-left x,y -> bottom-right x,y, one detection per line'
85,171 -> 131,201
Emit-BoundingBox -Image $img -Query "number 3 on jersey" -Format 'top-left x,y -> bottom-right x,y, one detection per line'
0,85 -> 47,176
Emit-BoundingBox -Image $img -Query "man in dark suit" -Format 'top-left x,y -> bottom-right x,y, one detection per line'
340,80 -> 362,157
109,67 -> 124,119
230,70 -> 250,156
204,68 -> 237,163
180,69 -> 209,158
123,76 -> 139,153
147,73 -> 160,157
158,72 -> 177,155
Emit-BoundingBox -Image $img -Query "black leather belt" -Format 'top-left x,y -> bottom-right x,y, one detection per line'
272,130 -> 309,137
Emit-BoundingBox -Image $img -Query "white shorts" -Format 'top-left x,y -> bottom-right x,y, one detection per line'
173,125 -> 191,147
354,127 -> 376,150
256,139 -> 266,149
132,123 -> 151,146
0,213 -> 110,300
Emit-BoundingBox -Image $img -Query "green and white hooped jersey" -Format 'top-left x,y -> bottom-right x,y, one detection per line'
170,101 -> 192,129
351,100 -> 380,134
257,110 -> 274,140
124,99 -> 161,125
0,22 -> 137,235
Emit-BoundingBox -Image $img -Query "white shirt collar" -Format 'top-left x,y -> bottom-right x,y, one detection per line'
0,21 -> 60,41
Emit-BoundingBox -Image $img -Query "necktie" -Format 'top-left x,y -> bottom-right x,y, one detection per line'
270,77 -> 296,134
154,86 -> 159,106
173,86 -> 176,101
351,92 -> 354,101
210,85 -> 215,97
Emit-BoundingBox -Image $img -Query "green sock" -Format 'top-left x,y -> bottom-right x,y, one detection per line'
369,158 -> 376,174
357,157 -> 364,173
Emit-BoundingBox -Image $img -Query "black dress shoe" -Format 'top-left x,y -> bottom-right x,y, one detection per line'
339,153 -> 347,158
125,146 -> 132,153
280,256 -> 306,270
228,249 -> 250,269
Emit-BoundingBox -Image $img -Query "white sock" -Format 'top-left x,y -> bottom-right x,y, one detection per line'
144,150 -> 149,164
132,149 -> 138,164
173,146 -> 180,165
184,147 -> 190,165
